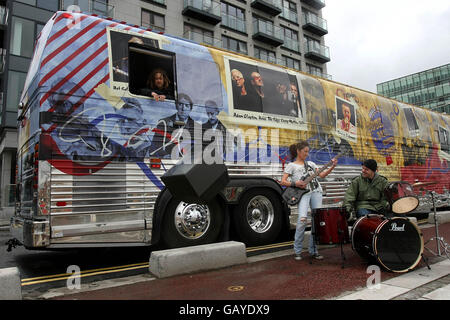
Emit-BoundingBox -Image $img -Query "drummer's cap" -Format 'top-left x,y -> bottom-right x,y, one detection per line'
362,159 -> 377,172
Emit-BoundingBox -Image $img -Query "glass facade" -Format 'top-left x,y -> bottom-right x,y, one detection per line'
377,63 -> 450,114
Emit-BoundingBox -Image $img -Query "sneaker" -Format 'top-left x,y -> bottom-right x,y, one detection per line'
294,254 -> 302,261
311,254 -> 324,260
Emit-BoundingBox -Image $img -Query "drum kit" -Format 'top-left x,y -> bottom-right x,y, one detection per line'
311,180 -> 438,273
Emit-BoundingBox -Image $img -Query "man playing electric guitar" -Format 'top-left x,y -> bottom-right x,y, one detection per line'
281,141 -> 338,261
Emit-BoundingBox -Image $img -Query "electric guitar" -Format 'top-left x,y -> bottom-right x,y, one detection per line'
282,153 -> 343,206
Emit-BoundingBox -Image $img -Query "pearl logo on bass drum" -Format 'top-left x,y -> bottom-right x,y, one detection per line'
389,223 -> 405,232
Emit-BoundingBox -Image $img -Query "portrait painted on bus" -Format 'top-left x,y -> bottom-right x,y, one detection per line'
335,96 -> 357,141
226,58 -> 304,129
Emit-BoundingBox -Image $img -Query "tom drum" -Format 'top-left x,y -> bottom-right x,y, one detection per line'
312,207 -> 349,245
384,181 -> 419,214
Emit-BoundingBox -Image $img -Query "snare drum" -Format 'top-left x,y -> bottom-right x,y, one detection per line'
312,207 -> 349,245
384,181 -> 419,214
351,215 -> 423,273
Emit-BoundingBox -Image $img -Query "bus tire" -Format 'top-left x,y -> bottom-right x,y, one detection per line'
233,188 -> 283,246
161,198 -> 224,249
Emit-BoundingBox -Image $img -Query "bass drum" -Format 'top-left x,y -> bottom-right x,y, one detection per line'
351,215 -> 424,273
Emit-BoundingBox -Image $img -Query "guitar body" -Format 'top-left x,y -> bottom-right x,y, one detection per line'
282,187 -> 310,206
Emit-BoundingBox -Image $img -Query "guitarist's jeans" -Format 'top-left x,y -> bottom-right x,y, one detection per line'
294,191 -> 323,256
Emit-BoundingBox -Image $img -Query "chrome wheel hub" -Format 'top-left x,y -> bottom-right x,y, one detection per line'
174,202 -> 211,239
246,196 -> 274,233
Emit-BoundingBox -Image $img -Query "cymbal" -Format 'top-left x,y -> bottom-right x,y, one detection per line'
412,181 -> 438,187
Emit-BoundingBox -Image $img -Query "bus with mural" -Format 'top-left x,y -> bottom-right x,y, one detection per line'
9,11 -> 449,250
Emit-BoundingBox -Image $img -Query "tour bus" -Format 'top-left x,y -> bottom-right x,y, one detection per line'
10,11 -> 449,250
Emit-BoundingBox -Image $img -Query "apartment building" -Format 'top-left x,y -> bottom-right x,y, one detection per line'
377,63 -> 450,114
0,0 -> 330,212
113,0 -> 330,78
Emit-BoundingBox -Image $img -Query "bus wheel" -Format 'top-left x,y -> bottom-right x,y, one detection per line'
161,198 -> 224,248
233,188 -> 283,246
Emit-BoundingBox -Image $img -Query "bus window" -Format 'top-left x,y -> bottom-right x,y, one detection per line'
438,126 -> 449,152
109,30 -> 158,83
128,43 -> 176,101
403,107 -> 419,137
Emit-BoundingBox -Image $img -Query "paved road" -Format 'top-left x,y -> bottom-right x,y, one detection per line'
48,221 -> 450,301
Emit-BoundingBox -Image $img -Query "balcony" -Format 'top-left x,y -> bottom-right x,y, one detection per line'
182,0 -> 222,25
221,13 -> 246,33
302,12 -> 327,36
252,19 -> 284,47
301,0 -> 326,10
304,41 -> 330,63
250,0 -> 282,16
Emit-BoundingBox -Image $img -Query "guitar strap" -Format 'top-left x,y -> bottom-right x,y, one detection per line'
305,161 -> 319,191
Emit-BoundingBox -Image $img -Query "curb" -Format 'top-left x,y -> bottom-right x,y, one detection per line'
0,267 -> 22,300
149,241 -> 247,278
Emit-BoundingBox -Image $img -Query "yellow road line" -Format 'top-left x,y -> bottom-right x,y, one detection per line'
21,262 -> 149,285
21,264 -> 149,286
246,241 -> 293,252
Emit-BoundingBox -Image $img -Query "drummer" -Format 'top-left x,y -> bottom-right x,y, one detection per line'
343,159 -> 390,219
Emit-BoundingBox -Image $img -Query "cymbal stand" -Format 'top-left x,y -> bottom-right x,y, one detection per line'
423,190 -> 450,260
431,191 -> 441,256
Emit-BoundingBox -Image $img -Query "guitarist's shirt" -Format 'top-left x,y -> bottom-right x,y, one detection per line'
284,161 -> 323,192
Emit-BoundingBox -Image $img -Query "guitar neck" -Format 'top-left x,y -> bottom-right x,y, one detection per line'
303,153 -> 342,184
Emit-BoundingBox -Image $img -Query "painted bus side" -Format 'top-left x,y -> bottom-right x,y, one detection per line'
11,11 -> 450,249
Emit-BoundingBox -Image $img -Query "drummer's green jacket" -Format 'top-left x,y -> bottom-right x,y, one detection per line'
343,173 -> 390,213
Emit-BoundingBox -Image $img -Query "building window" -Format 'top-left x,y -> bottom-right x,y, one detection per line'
36,23 -> 45,38
37,0 -> 60,11
280,0 -> 297,23
184,24 -> 214,45
6,71 -> 27,112
254,46 -> 276,64
221,2 -> 246,33
10,16 -> 35,58
16,0 -> 59,10
307,63 -> 322,76
304,36 -> 321,48
61,0 -> 111,16
221,35 -> 247,55
16,0 -> 36,5
282,55 -> 300,71
281,26 -> 299,52
141,9 -> 165,31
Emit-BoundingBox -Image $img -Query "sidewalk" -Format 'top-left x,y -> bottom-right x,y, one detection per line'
47,221 -> 450,301
336,259 -> 450,300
